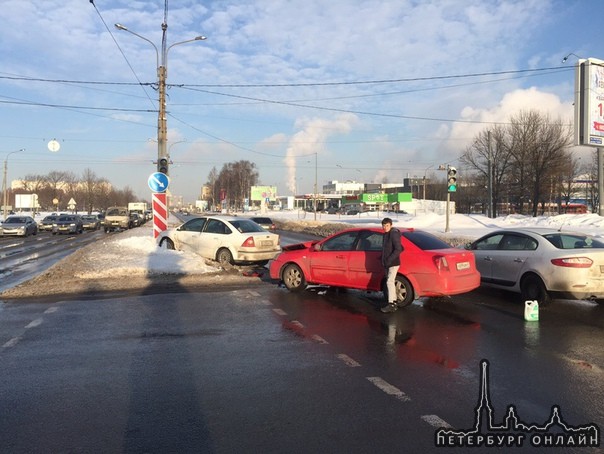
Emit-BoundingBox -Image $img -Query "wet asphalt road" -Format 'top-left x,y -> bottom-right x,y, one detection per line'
0,283 -> 603,453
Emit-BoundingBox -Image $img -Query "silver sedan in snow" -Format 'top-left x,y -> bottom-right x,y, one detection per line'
467,228 -> 604,305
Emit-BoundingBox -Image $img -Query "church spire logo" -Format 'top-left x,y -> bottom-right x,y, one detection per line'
435,360 -> 600,448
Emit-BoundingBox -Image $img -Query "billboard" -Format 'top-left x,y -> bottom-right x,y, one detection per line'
575,58 -> 604,147
15,193 -> 39,210
250,185 -> 277,201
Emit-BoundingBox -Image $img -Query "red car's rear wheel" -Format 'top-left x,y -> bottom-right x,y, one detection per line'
382,275 -> 414,308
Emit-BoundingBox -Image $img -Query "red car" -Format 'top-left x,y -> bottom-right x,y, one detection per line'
269,227 -> 480,307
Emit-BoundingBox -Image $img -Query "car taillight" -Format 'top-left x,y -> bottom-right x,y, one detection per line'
433,255 -> 450,271
242,236 -> 255,247
551,257 -> 593,268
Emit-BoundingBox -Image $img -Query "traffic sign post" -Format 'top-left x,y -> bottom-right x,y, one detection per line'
149,172 -> 170,237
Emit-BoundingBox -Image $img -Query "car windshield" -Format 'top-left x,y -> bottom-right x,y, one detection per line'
107,208 -> 127,216
58,216 -> 74,222
43,216 -> 57,221
4,217 -> 27,224
403,230 -> 452,250
82,216 -> 95,221
543,233 -> 604,249
230,219 -> 266,233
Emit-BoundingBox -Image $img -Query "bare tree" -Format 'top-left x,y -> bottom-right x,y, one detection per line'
460,125 -> 514,216
206,166 -> 218,210
508,111 -> 572,216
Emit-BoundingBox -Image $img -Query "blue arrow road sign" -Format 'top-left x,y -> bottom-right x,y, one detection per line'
148,172 -> 170,193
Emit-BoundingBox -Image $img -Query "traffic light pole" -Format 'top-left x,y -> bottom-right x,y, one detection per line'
445,192 -> 450,233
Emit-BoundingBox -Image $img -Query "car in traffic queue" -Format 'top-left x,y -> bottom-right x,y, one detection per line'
0,215 -> 38,237
81,214 -> 101,231
467,228 -> 604,306
269,227 -> 480,307
157,215 -> 281,266
129,212 -> 145,228
38,214 -> 58,232
52,214 -> 84,235
249,216 -> 276,231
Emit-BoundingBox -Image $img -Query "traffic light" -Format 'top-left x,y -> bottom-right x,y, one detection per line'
447,166 -> 457,192
158,157 -> 169,175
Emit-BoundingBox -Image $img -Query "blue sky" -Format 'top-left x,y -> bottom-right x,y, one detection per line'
0,0 -> 599,203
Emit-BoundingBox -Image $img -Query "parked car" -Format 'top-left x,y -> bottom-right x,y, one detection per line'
81,214 -> 101,231
467,228 -> 604,306
249,216 -> 276,231
38,214 -> 58,232
0,215 -> 38,237
52,215 -> 84,235
157,216 -> 281,266
269,227 -> 480,307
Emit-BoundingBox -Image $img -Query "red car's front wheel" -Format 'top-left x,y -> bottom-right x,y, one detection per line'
282,264 -> 306,292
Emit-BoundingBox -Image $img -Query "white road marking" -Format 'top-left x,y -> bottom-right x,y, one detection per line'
311,334 -> 329,344
291,320 -> 304,329
3,337 -> 21,348
337,353 -> 361,367
25,318 -> 43,329
366,376 -> 411,402
272,308 -> 287,316
421,414 -> 452,428
248,291 -> 261,297
44,307 -> 58,314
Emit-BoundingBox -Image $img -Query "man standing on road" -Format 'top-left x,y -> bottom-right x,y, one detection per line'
380,217 -> 403,313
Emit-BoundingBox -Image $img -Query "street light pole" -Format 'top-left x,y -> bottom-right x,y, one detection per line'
422,165 -> 434,201
2,148 -> 24,219
115,22 -> 205,236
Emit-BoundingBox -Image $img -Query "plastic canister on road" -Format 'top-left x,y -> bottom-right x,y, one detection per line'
524,300 -> 539,321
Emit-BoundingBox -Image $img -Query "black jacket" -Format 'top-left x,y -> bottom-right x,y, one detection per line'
382,228 -> 403,268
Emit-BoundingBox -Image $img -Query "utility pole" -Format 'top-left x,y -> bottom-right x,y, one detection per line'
487,130 -> 493,218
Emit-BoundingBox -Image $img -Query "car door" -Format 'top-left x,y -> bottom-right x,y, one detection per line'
347,230 -> 384,290
309,231 -> 358,286
471,233 -> 504,283
490,233 -> 537,286
198,218 -> 231,259
176,217 -> 207,252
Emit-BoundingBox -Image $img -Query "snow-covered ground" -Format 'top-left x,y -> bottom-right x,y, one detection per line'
24,210 -> 604,277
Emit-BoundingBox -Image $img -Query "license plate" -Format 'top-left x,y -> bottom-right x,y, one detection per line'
456,261 -> 470,271
261,240 -> 273,246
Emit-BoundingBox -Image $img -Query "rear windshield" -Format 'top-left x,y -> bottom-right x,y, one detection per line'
402,231 -> 452,250
252,218 -> 272,224
230,220 -> 266,233
543,233 -> 604,249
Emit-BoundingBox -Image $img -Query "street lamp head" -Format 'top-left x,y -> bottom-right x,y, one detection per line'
562,52 -> 582,64
114,23 -> 128,31
194,36 -> 207,41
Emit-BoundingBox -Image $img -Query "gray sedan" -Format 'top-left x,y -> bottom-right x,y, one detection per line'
0,215 -> 38,237
52,215 -> 84,235
467,227 -> 604,305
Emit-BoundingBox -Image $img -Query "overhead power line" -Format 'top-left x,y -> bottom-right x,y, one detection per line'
0,65 -> 572,89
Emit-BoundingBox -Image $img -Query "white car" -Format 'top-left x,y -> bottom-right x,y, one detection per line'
157,215 -> 281,266
467,228 -> 604,305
